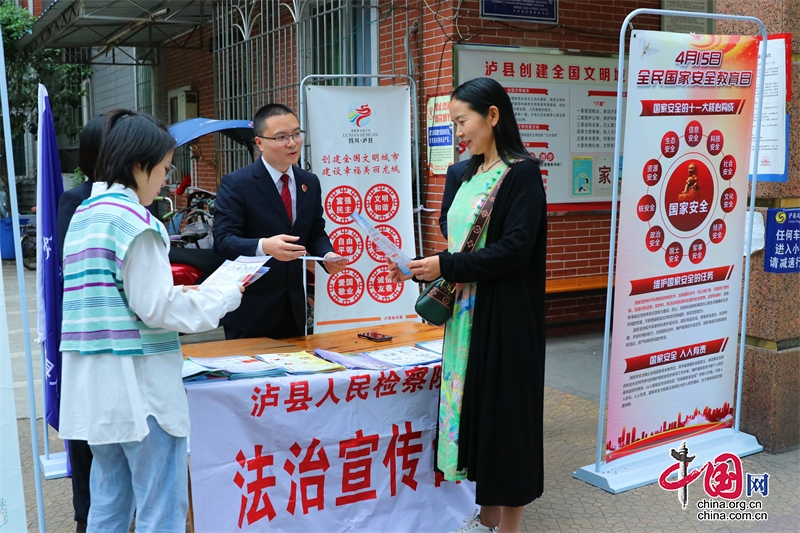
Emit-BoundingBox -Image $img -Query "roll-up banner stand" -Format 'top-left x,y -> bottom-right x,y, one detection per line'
301,76 -> 422,334
573,8 -> 766,494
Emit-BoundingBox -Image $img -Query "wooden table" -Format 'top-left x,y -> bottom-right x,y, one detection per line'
282,321 -> 443,353
180,336 -> 298,358
181,321 -> 443,358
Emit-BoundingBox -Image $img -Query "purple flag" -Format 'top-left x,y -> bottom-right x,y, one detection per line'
36,84 -> 64,430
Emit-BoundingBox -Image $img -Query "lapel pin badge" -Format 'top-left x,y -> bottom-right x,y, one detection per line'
301,184 -> 308,193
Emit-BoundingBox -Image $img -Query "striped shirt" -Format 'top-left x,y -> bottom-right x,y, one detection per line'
60,192 -> 179,356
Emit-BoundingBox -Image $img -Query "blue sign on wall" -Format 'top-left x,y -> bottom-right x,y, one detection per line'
764,208 -> 800,273
480,0 -> 558,24
428,125 -> 453,147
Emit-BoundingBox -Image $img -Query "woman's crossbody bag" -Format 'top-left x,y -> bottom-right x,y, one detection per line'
414,166 -> 510,326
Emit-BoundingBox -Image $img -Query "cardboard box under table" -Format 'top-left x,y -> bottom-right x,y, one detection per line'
182,322 -> 476,532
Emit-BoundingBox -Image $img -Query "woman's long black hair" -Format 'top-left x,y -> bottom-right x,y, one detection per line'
451,77 -> 537,181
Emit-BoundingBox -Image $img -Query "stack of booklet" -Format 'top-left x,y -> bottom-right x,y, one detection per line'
182,344 -> 443,382
314,348 -> 399,370
183,356 -> 285,382
415,339 -> 443,355
353,346 -> 442,367
255,351 -> 346,375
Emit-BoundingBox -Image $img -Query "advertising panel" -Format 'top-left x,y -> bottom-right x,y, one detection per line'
607,30 -> 758,461
307,86 -> 419,333
426,94 -> 455,175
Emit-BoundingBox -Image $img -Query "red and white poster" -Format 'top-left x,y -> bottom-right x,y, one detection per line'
186,366 -> 476,532
456,45 -> 627,206
306,86 -> 419,333
607,31 -> 759,462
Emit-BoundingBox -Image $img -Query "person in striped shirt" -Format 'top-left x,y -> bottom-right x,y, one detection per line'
58,110 -> 243,533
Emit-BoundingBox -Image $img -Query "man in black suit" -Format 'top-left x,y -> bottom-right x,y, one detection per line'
213,104 -> 346,339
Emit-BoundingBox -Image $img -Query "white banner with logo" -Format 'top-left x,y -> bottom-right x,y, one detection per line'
606,31 -> 758,462
306,86 -> 419,333
186,365 -> 476,532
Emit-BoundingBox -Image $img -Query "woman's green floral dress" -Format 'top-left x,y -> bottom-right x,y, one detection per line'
437,163 -> 506,480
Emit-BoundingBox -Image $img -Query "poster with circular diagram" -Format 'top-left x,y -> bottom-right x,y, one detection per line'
606,30 -> 759,462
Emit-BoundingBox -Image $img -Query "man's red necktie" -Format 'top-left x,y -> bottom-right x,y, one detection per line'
280,174 -> 292,222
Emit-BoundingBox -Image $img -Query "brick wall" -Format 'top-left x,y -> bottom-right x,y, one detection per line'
164,26 -> 219,196
414,0 -> 661,328
24,0 -> 43,17
547,213 -> 612,279
545,211 -> 616,328
162,0 -> 663,329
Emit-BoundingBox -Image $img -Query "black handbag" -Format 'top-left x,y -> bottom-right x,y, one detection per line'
415,166 -> 510,325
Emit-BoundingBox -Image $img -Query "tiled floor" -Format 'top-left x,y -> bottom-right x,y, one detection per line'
15,384 -> 799,532
6,263 -> 798,532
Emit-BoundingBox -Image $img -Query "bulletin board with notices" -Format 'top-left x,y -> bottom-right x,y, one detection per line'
455,45 -> 628,209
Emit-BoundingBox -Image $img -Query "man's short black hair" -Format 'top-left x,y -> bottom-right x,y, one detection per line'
253,103 -> 297,136
94,110 -> 175,191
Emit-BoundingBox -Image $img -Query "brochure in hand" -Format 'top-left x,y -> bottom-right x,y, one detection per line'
415,339 -> 443,355
356,346 -> 441,367
299,255 -> 354,262
350,212 -> 413,276
184,355 -> 285,381
200,255 -> 271,289
255,351 -> 346,375
314,348 -> 398,370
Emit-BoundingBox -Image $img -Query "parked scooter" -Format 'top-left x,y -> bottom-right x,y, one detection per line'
163,117 -> 254,286
154,187 -> 222,286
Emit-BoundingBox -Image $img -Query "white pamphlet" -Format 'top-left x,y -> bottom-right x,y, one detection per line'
358,346 -> 441,367
300,255 -> 353,262
350,211 -> 413,275
200,255 -> 270,288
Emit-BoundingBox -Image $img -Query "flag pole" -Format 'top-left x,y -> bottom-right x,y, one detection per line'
36,83 -> 67,479
0,25 -> 47,533
40,346 -> 50,458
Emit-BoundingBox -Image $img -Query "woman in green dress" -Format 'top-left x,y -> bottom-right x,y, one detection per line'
388,77 -> 547,533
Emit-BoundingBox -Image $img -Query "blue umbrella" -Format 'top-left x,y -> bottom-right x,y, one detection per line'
169,117 -> 254,149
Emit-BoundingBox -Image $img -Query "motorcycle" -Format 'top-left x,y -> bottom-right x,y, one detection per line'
158,186 -> 224,286
164,118 -> 255,286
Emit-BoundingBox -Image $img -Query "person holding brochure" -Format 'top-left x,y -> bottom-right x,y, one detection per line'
213,103 -> 347,339
58,110 -> 243,533
387,77 -> 547,533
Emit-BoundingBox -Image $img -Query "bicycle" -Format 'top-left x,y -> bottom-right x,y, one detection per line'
160,187 -> 216,249
20,219 -> 36,271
